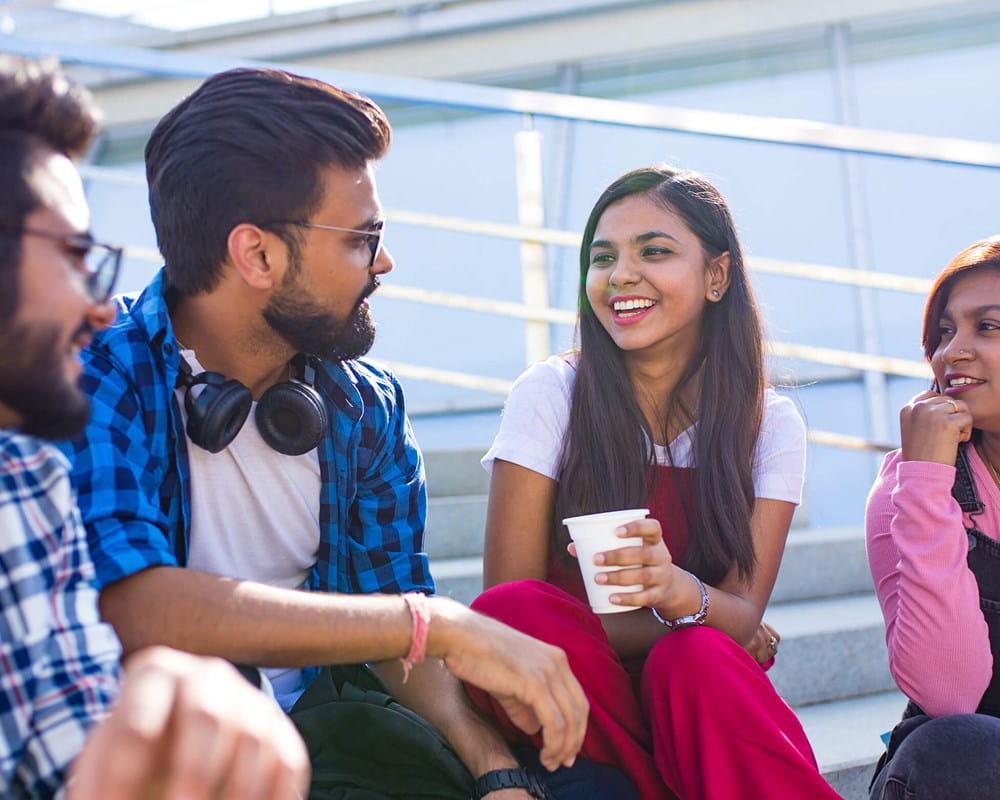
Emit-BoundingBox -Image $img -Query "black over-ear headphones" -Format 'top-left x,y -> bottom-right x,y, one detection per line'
176,353 -> 327,456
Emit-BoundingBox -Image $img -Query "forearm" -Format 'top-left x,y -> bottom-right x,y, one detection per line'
371,659 -> 519,778
602,571 -> 761,658
100,567 -> 424,665
871,460 -> 991,714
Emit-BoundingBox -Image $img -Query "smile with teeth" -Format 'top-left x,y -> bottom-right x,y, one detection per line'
949,377 -> 984,387
612,298 -> 655,316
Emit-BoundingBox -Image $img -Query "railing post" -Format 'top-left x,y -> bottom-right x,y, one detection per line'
515,118 -> 552,365
829,22 -> 893,468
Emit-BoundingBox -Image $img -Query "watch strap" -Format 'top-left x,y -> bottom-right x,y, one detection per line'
471,767 -> 555,799
651,569 -> 710,630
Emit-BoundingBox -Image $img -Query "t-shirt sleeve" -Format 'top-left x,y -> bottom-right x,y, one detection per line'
482,359 -> 573,480
753,392 -> 807,504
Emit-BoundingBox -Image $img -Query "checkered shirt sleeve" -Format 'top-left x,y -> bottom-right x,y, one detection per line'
0,433 -> 121,799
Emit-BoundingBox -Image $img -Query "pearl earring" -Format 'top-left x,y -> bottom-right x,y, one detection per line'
711,289 -> 721,299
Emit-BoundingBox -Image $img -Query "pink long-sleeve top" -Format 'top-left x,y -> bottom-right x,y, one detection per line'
866,447 -> 997,717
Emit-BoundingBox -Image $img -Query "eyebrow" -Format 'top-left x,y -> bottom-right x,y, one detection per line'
590,231 -> 681,249
941,304 -> 1000,320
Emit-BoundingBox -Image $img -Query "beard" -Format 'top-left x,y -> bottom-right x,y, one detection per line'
0,320 -> 91,440
262,272 -> 378,363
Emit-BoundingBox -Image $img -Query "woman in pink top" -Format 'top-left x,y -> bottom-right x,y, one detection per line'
867,236 -> 1000,799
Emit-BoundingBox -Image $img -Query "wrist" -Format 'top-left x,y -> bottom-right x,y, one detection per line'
653,569 -> 709,630
423,595 -> 464,660
656,567 -> 700,617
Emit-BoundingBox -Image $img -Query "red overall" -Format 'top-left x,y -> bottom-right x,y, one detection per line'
468,466 -> 840,800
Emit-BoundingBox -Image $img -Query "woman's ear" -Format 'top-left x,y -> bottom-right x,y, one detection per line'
705,251 -> 732,302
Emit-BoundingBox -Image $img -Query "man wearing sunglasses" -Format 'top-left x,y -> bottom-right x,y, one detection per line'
60,66 -> 593,799
0,56 -> 311,799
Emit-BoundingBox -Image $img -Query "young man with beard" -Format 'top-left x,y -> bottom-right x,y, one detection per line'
0,55 -> 309,799
62,67 -> 591,799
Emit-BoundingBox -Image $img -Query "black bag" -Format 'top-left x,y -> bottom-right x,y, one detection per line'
288,664 -> 474,800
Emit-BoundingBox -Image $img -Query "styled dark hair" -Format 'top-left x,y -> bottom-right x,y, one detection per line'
0,56 -> 100,319
922,236 -> 1000,360
555,165 -> 765,586
145,67 -> 392,295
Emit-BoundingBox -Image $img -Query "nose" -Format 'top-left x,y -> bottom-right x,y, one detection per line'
941,332 -> 974,364
372,245 -> 394,276
85,298 -> 116,333
609,254 -> 639,288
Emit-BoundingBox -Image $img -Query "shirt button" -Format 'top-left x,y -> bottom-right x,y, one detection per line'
163,342 -> 174,355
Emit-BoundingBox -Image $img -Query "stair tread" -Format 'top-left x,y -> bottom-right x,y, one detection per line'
802,690 -> 904,770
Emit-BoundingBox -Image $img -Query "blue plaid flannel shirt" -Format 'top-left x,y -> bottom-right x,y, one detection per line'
0,432 -> 121,799
60,268 -> 433,602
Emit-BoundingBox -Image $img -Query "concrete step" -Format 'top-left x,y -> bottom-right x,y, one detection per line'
426,495 -> 488,560
807,690 -> 905,800
766,593 -> 894,706
424,448 -> 489,497
771,525 -> 872,603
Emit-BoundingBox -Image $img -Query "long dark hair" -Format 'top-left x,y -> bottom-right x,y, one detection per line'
922,236 -> 1000,360
554,166 -> 764,586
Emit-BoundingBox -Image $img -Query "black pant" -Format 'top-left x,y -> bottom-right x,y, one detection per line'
870,713 -> 1000,799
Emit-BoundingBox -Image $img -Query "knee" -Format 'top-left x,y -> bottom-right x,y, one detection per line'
887,714 -> 1000,791
471,579 -> 553,622
645,625 -> 742,678
471,580 -> 603,642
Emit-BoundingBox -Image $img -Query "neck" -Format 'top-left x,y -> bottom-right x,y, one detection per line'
171,291 -> 292,398
622,351 -> 700,444
979,432 -> 1000,474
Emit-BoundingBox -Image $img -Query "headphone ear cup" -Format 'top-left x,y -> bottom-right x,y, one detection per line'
255,381 -> 327,456
185,373 -> 253,453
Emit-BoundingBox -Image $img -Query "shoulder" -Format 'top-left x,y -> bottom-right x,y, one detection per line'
760,389 -> 806,441
510,353 -> 578,398
0,432 -> 73,523
0,431 -> 70,481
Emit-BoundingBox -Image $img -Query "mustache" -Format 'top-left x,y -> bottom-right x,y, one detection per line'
355,276 -> 380,309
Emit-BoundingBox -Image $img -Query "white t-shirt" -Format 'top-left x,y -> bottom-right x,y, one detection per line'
175,349 -> 322,710
482,354 -> 806,504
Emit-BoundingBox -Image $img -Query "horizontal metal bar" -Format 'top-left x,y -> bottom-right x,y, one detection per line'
805,430 -> 895,453
769,341 -> 928,379
378,284 -> 577,325
373,359 -> 515,395
5,34 -> 1000,168
750,257 -> 933,295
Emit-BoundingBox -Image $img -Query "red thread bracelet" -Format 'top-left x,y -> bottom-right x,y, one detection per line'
400,592 -> 430,683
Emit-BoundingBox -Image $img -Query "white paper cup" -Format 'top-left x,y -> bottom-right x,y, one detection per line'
562,508 -> 650,614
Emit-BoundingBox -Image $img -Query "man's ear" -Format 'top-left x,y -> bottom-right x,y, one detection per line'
227,223 -> 281,291
705,250 -> 732,302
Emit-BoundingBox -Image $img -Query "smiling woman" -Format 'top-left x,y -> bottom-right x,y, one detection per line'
465,164 -> 839,800
867,235 -> 1000,800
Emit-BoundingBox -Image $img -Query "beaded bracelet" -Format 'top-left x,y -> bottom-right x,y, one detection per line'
400,592 -> 430,683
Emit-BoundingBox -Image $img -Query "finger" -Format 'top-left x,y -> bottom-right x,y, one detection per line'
68,664 -> 180,800
762,622 -> 781,645
534,650 -> 587,771
162,667 -> 241,800
615,519 -> 663,544
911,389 -> 941,403
567,542 -> 577,558
594,545 -> 646,568
598,563 -> 669,587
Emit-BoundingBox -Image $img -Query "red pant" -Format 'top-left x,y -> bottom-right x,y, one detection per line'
469,580 -> 841,800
